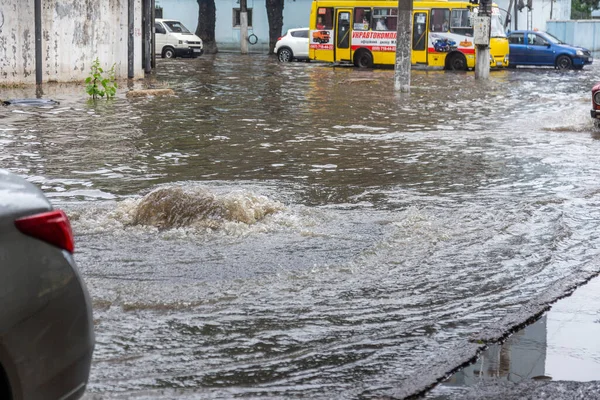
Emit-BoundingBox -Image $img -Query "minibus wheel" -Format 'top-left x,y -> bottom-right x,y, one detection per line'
445,53 -> 467,71
354,49 -> 373,68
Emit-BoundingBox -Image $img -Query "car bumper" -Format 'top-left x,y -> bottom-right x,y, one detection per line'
591,109 -> 600,119
175,46 -> 203,57
1,250 -> 94,400
574,56 -> 593,66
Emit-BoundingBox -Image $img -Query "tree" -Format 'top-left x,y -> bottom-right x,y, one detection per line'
571,0 -> 599,18
266,0 -> 285,55
196,0 -> 218,53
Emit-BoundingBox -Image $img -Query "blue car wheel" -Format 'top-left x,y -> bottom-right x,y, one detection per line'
556,55 -> 572,70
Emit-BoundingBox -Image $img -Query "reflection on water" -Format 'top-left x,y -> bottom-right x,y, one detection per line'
3,55 -> 600,399
430,275 -> 600,398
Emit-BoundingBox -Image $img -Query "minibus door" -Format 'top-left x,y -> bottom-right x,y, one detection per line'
412,11 -> 428,64
335,10 -> 352,62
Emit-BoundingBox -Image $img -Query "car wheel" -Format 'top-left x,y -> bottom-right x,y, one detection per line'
162,47 -> 176,59
446,53 -> 467,71
556,55 -> 572,70
354,50 -> 373,68
278,48 -> 293,62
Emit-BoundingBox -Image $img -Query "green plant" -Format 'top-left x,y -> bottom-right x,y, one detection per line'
85,58 -> 118,100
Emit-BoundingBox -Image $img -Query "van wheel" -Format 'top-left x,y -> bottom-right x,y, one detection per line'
162,47 -> 176,59
354,50 -> 373,68
556,55 -> 572,70
446,53 -> 467,71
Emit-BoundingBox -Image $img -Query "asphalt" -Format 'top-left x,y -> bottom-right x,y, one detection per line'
426,275 -> 600,399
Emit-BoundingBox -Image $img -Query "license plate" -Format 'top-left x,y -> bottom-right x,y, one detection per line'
193,48 -> 202,53
496,61 -> 502,66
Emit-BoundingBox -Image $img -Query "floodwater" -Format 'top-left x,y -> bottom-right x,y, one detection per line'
2,54 -> 600,399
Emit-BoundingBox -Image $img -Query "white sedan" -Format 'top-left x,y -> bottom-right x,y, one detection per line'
275,28 -> 309,62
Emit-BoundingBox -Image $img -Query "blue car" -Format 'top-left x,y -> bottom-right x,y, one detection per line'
507,30 -> 593,70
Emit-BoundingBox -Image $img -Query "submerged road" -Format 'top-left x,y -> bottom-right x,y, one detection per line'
2,55 -> 600,398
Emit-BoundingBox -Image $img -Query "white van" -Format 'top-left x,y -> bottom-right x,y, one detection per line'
154,18 -> 204,58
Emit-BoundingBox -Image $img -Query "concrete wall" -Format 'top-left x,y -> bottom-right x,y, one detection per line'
160,0 -> 311,52
547,20 -> 600,51
0,0 -> 144,85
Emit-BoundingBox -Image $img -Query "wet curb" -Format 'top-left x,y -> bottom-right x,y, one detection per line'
388,267 -> 600,400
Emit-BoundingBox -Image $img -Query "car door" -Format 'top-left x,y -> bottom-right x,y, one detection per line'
292,29 -> 309,58
508,32 -> 526,65
526,33 -> 554,65
155,22 -> 167,54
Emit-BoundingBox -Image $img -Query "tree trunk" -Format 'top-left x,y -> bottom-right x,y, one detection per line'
196,0 -> 218,54
265,0 -> 285,55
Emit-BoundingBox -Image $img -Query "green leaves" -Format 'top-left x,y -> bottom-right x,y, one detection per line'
86,58 -> 117,100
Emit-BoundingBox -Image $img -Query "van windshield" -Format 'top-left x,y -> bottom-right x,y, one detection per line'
163,21 -> 192,34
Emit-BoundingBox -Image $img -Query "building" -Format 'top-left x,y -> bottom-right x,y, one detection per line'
158,0 -> 312,52
0,0 -> 148,85
494,0 -> 571,32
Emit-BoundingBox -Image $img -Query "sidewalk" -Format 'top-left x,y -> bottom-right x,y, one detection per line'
427,275 -> 600,399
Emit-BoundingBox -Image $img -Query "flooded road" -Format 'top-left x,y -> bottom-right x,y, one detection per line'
2,55 -> 600,399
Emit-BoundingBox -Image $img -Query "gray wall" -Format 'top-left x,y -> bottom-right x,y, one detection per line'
547,20 -> 600,51
160,0 -> 312,53
0,0 -> 145,85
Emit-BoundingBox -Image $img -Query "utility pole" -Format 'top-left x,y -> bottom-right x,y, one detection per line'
128,0 -> 135,79
144,0 -> 152,73
34,0 -> 42,86
473,0 -> 491,79
240,0 -> 249,54
394,0 -> 412,93
505,0 -> 514,30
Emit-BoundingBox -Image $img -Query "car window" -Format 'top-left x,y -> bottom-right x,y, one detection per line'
450,9 -> 473,36
155,23 -> 166,34
508,33 -> 524,44
163,21 -> 191,34
527,33 -> 548,46
353,8 -> 372,31
291,30 -> 309,38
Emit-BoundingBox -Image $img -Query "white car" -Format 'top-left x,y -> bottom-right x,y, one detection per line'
155,18 -> 203,58
275,28 -> 309,62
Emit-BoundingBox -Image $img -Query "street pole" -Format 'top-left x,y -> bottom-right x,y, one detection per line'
505,0 -> 514,30
151,0 -> 156,69
474,0 -> 491,80
394,0 -> 412,93
144,0 -> 152,73
240,0 -> 248,54
128,0 -> 134,79
34,0 -> 42,86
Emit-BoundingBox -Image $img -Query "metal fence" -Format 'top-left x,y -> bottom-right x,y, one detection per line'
546,20 -> 600,51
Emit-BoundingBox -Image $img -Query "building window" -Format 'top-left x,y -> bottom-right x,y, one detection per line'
233,8 -> 253,27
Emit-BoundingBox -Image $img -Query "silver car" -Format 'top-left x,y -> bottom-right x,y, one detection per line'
0,170 -> 94,400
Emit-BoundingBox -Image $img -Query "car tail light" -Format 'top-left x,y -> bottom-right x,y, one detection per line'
15,210 -> 74,253
277,36 -> 283,41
